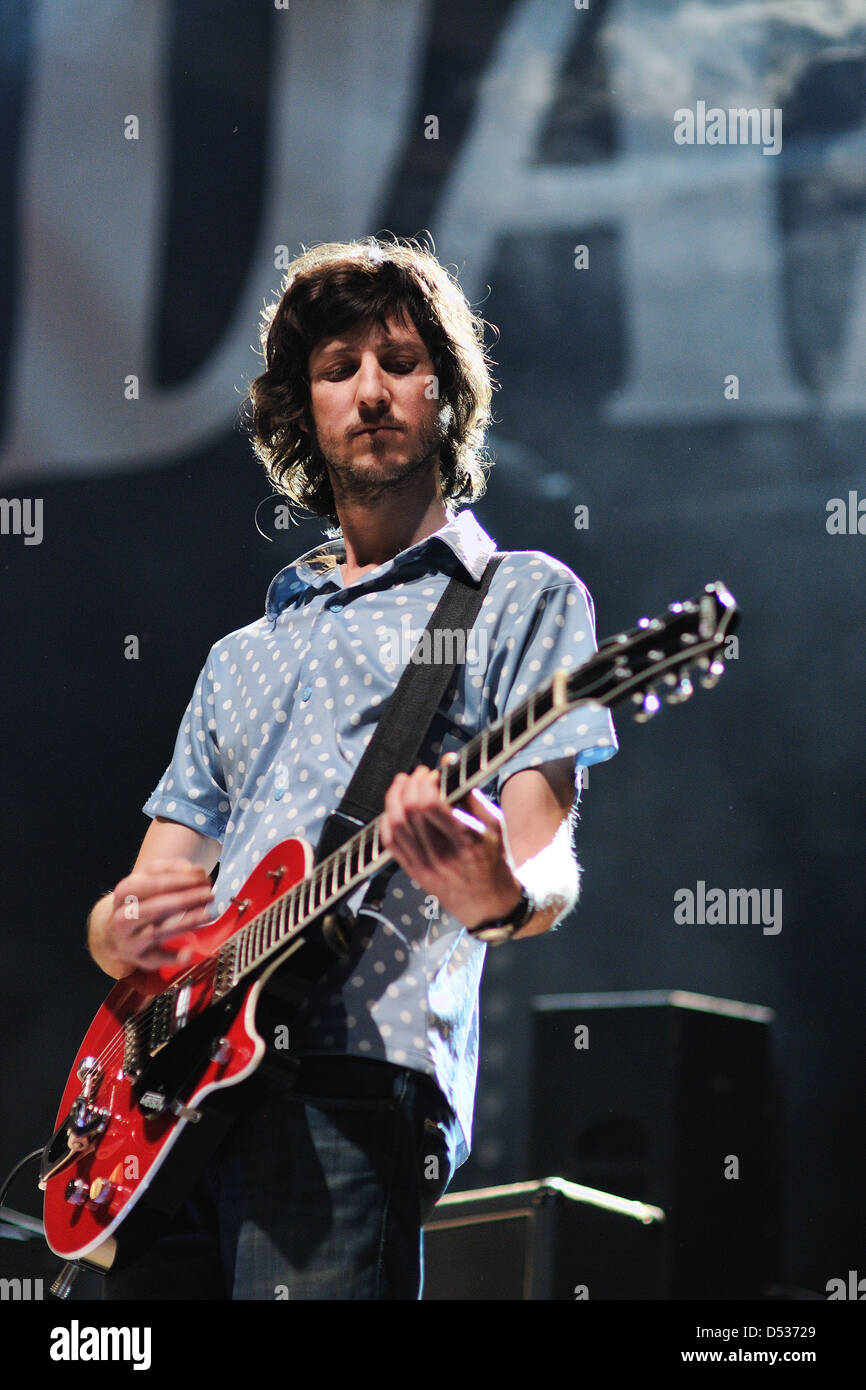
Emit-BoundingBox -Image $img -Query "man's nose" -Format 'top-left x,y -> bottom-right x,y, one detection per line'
355,354 -> 390,411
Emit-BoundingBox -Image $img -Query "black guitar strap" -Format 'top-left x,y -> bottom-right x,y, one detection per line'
314,547 -> 507,868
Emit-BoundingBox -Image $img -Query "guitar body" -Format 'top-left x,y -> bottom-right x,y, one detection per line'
41,835 -> 324,1264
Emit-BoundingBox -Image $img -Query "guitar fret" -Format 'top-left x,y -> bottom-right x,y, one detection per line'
464,741 -> 482,781
355,828 -> 367,876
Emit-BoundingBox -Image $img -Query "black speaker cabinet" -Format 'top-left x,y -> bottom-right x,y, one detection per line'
422,1177 -> 665,1300
529,990 -> 783,1299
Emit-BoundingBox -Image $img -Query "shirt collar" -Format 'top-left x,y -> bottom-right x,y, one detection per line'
265,508 -> 497,619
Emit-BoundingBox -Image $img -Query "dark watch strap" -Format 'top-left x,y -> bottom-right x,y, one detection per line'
468,884 -> 535,945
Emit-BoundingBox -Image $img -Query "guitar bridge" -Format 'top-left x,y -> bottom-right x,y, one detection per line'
214,938 -> 239,996
123,1015 -> 144,1078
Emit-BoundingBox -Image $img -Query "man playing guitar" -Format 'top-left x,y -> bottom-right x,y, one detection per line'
85,236 -> 618,1299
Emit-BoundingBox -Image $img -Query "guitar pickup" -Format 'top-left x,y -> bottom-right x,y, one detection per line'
148,983 -> 192,1055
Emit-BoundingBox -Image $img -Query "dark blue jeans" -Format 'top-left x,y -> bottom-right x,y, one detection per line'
103,1056 -> 459,1300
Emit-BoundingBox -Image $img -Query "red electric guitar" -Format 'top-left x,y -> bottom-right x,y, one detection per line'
40,581 -> 739,1268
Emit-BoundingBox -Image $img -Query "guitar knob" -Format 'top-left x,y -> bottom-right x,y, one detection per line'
76,1055 -> 98,1082
88,1178 -> 115,1207
632,690 -> 661,723
64,1179 -> 89,1206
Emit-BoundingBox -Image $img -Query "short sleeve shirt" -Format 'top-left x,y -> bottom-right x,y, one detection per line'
143,509 -> 618,1164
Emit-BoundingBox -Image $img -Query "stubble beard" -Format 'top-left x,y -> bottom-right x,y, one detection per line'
310,407 -> 450,509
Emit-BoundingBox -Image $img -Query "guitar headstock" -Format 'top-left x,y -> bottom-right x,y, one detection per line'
567,581 -> 739,719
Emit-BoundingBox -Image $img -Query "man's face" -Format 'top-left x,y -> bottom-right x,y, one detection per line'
306,312 -> 448,505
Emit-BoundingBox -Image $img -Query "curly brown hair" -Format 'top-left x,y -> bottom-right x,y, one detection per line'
244,234 -> 497,531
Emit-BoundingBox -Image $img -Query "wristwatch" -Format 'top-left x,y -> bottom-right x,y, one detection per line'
468,885 -> 536,946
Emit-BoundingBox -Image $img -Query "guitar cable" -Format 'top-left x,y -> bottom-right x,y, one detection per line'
0,1147 -> 44,1212
0,1148 -> 47,1255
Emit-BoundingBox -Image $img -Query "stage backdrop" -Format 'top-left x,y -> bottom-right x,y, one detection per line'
1,0 -> 864,1298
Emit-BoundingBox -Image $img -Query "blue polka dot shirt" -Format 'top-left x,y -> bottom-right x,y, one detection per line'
143,508 -> 618,1164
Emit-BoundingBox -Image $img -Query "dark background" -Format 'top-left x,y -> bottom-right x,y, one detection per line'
1,0 -> 863,1299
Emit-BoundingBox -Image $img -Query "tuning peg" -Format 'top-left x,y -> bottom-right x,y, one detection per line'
664,672 -> 694,704
632,689 -> 661,723
698,658 -> 725,690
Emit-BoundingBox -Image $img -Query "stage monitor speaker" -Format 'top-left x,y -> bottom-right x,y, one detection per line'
529,990 -> 783,1299
422,1177 -> 665,1300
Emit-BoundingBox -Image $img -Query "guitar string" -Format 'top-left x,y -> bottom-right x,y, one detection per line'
89,726 -> 534,1077
86,730 -> 462,1075
80,632 -> 725,1080
84,677 -> 617,1078
85,743 -> 476,1077
86,819 -> 388,1076
87,688 -> 591,1079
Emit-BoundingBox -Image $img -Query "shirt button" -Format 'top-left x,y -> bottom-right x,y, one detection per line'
301,687 -> 312,702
